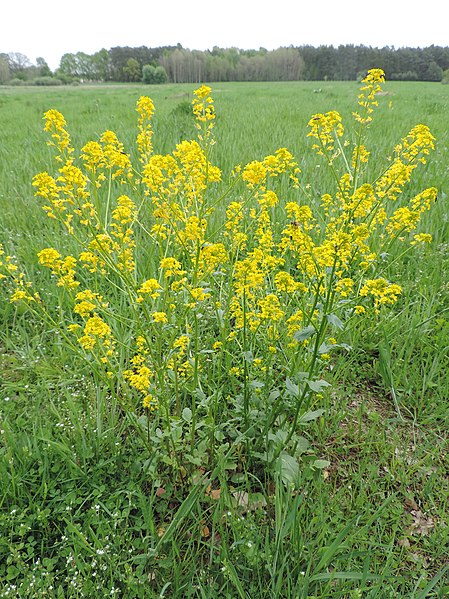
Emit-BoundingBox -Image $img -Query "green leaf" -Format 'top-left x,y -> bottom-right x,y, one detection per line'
152,474 -> 208,553
250,379 -> 264,389
312,459 -> 331,469
327,313 -> 344,329
295,436 -> 310,454
337,342 -> 352,351
277,452 -> 300,486
297,371 -> 309,380
181,407 -> 192,422
268,388 -> 281,401
194,388 -> 207,402
6,565 -> 19,580
294,326 -> 316,342
307,379 -> 331,392
184,453 -> 202,466
298,409 -> 325,423
285,377 -> 299,397
243,351 -> 254,363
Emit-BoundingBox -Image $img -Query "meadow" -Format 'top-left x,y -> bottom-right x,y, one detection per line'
0,77 -> 448,598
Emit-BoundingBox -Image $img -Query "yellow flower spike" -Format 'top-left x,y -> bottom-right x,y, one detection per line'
351,145 -> 370,169
386,207 -> 421,235
136,96 -> 155,164
258,190 -> 279,209
152,312 -> 168,324
143,394 -> 158,411
37,248 -> 62,268
78,315 -> 116,359
111,195 -> 136,225
334,278 -> 354,297
307,111 -> 344,157
160,257 -> 184,278
274,271 -> 306,294
9,290 -> 29,303
194,85 -> 212,100
411,187 -> 438,213
258,294 -> 284,322
192,84 -> 215,143
32,172 -> 59,200
137,279 -> 161,302
173,335 -> 190,354
43,109 -> 74,163
233,258 -> 264,298
353,69 -> 385,125
228,367 -> 242,377
412,233 -> 432,244
81,141 -> 105,173
242,160 -> 267,187
189,287 -> 211,303
99,130 -> 132,181
359,278 -> 402,309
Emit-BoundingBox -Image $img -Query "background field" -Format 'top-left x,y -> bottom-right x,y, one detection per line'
0,81 -> 448,597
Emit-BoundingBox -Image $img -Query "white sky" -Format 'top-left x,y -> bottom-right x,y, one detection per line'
3,0 -> 449,71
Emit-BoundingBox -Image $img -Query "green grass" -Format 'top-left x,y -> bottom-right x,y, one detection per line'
0,80 -> 448,597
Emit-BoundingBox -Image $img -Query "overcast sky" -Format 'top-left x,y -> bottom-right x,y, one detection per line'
3,0 -> 449,71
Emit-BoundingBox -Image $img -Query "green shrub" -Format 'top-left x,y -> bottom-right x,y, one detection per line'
32,76 -> 63,86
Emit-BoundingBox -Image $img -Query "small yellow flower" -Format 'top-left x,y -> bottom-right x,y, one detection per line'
152,311 -> 168,324
412,233 -> 432,244
137,278 -> 161,302
143,394 -> 158,411
242,161 -> 267,187
359,279 -> 402,309
229,367 -> 242,377
37,248 -> 61,268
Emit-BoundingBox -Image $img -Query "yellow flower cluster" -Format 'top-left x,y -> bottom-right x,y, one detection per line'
77,315 -> 115,362
124,358 -> 154,397
225,201 -> 247,250
81,131 -> 132,186
142,138 -> 221,252
359,278 -> 402,310
73,289 -> 108,318
0,246 -> 38,304
137,278 -> 161,303
192,84 -> 215,142
376,127 -> 435,202
353,68 -> 385,125
43,109 -> 74,163
5,76 -> 434,419
136,95 -> 155,164
307,110 -> 344,157
38,248 -> 79,289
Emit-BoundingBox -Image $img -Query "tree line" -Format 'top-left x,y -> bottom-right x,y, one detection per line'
2,44 -> 449,85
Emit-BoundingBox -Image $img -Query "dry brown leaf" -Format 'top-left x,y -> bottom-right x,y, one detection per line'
233,491 -> 250,508
404,497 -> 419,511
209,488 -> 221,500
202,525 -> 210,538
232,491 -> 267,511
409,510 -> 435,536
